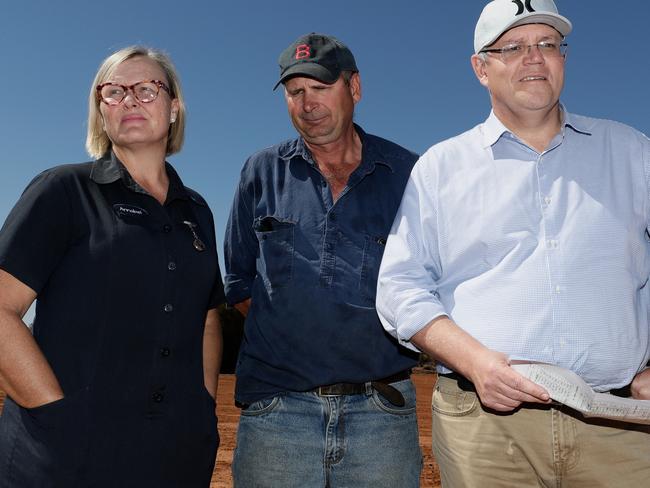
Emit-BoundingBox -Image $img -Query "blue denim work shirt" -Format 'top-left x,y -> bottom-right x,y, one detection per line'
225,125 -> 419,404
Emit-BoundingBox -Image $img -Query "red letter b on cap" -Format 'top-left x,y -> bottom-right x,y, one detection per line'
295,44 -> 311,59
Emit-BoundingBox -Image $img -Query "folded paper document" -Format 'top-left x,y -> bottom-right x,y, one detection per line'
512,363 -> 650,424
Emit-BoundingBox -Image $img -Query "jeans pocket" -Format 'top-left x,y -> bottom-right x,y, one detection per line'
371,379 -> 417,416
432,379 -> 479,417
240,395 -> 281,417
254,217 -> 295,289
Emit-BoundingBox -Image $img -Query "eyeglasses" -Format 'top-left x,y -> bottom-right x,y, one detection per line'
480,41 -> 568,62
96,79 -> 171,105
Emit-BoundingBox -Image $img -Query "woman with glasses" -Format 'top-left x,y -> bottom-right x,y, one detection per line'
0,46 -> 223,487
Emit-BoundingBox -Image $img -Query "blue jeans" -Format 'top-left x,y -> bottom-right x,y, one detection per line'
232,379 -> 422,487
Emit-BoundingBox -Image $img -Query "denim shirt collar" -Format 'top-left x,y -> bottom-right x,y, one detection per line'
278,124 -> 396,174
481,103 -> 592,149
89,151 -> 190,203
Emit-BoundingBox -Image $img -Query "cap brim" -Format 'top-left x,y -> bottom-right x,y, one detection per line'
273,63 -> 339,90
478,13 -> 572,53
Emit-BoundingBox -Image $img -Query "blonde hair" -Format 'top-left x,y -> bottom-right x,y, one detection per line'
86,46 -> 185,159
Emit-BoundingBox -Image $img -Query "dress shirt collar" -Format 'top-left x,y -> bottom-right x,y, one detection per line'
481,104 -> 592,149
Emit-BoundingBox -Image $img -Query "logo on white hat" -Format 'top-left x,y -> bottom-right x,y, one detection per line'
512,0 -> 536,15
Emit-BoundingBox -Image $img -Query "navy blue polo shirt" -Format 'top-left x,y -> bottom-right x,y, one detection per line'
224,125 -> 419,404
0,153 -> 224,486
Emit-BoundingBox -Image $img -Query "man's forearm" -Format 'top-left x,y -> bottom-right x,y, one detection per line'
411,316 -> 550,411
411,315 -> 490,380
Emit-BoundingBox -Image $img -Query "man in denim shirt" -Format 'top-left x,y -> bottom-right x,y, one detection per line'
224,33 -> 421,487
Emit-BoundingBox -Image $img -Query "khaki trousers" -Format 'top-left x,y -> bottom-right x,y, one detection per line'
432,375 -> 650,488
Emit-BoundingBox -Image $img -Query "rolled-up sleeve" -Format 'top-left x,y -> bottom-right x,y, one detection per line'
224,164 -> 258,305
376,152 -> 449,350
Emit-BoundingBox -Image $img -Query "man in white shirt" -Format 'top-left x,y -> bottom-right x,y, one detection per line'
376,1 -> 650,486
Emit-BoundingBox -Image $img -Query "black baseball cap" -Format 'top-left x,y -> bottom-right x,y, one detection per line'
273,33 -> 358,90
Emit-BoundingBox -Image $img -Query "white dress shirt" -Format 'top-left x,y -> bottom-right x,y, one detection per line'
377,108 -> 650,391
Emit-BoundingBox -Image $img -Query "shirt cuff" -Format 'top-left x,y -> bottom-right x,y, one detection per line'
224,279 -> 252,306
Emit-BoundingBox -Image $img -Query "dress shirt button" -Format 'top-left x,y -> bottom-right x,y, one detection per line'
168,261 -> 176,271
544,196 -> 552,205
546,239 -> 558,249
163,304 -> 173,313
163,224 -> 172,233
325,242 -> 334,251
555,285 -> 561,294
160,347 -> 171,357
152,392 -> 164,403
329,213 -> 336,221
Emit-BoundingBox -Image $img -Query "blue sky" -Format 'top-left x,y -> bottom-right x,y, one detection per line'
1,0 -> 648,271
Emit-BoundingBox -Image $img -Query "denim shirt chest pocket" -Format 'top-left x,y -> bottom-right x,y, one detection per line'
254,216 -> 295,289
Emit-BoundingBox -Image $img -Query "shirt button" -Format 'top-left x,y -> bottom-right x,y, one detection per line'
168,262 -> 176,271
546,239 -> 558,249
544,196 -> 552,205
160,347 -> 171,357
152,392 -> 164,403
325,242 -> 334,251
329,213 -> 336,221
163,304 -> 173,313
163,224 -> 172,233
555,285 -> 561,293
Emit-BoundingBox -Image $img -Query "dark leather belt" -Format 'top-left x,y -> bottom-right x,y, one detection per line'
313,369 -> 411,407
440,372 -> 634,398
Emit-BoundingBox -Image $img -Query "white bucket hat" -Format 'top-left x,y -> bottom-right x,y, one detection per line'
474,0 -> 572,53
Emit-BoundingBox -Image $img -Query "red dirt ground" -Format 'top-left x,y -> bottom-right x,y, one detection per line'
0,373 -> 441,487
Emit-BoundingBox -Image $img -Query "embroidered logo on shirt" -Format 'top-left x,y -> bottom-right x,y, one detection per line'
113,204 -> 149,218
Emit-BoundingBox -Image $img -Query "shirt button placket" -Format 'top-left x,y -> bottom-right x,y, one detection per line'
161,224 -> 175,320
155,219 -> 176,411
320,212 -> 338,287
